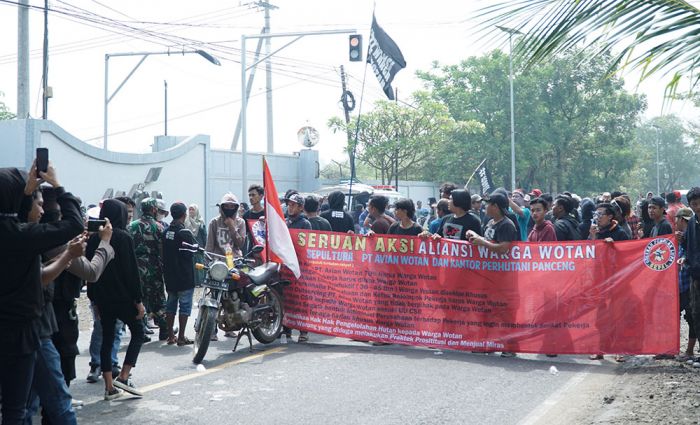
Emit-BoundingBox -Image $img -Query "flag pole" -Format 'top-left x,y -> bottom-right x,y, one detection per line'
263,156 -> 269,263
348,47 -> 370,209
465,157 -> 487,189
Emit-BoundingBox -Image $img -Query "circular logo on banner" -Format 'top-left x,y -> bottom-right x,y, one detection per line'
643,238 -> 676,271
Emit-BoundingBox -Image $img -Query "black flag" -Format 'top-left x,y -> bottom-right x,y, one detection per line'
367,15 -> 406,100
476,162 -> 495,196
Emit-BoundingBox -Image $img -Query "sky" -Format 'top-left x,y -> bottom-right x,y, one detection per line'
0,0 -> 697,168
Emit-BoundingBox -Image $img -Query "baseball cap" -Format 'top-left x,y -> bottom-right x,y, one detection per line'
471,194 -> 482,203
649,196 -> 666,209
485,192 -> 509,212
286,193 -> 305,205
528,189 -> 542,198
676,207 -> 693,220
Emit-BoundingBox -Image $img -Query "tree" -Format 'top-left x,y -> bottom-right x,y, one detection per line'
476,0 -> 700,95
0,91 -> 14,120
328,93 -> 483,185
417,49 -> 646,194
636,115 -> 700,193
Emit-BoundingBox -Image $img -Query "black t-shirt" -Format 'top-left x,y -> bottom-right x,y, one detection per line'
163,221 -> 197,293
243,208 -> 265,221
388,221 -> 423,236
320,209 -> 355,233
308,216 -> 332,231
286,215 -> 312,230
438,213 -> 482,240
484,217 -> 518,243
651,218 -> 673,237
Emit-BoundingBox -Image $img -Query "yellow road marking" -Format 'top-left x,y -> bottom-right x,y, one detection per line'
139,346 -> 286,393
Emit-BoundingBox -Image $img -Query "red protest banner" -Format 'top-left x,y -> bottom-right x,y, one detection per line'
282,230 -> 679,355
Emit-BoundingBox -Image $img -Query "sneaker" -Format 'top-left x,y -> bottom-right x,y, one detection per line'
144,327 -> 155,335
500,352 -> 517,358
104,388 -> 123,401
113,377 -> 143,397
111,364 -> 121,377
86,364 -> 101,383
143,334 -> 152,343
71,399 -> 84,408
693,361 -> 700,368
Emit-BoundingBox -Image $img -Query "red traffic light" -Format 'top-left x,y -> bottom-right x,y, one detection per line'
349,34 -> 362,62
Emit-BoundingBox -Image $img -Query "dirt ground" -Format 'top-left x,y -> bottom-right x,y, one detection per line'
76,292 -> 699,423
573,319 -> 700,425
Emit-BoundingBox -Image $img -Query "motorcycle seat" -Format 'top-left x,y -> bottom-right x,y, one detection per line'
247,262 -> 279,285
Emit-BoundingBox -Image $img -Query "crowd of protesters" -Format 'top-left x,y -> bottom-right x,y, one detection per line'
2,159 -> 699,423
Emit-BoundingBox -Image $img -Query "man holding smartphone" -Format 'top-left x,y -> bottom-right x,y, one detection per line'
0,161 -> 84,422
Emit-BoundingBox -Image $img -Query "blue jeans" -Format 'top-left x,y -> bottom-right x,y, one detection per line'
165,289 -> 195,316
88,303 -> 122,368
0,351 -> 36,425
24,339 -> 76,425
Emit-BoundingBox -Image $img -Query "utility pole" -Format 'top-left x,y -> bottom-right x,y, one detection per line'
164,80 -> 168,136
17,0 -> 30,119
41,0 -> 49,119
394,87 -> 399,190
339,65 -> 354,179
231,32 -> 265,150
260,1 -> 278,153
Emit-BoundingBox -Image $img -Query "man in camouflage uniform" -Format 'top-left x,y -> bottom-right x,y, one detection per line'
129,198 -> 168,340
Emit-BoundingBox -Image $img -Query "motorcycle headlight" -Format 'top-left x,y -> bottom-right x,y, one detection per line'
209,261 -> 230,281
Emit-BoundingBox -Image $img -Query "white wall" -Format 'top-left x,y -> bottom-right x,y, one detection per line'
42,131 -> 207,218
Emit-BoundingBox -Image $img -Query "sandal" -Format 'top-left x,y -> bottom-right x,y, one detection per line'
177,337 -> 194,346
297,332 -> 309,343
166,336 -> 177,345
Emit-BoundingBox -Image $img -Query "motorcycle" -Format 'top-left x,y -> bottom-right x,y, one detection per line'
181,243 -> 289,364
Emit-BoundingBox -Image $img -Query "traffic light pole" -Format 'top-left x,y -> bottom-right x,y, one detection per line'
238,28 -> 356,196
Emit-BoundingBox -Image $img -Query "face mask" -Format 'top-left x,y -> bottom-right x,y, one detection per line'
222,207 -> 238,218
157,213 -> 166,221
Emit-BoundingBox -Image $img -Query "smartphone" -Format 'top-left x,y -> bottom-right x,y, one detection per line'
36,148 -> 49,174
86,219 -> 106,232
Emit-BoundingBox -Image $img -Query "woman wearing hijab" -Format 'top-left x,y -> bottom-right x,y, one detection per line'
185,204 -> 207,284
86,199 -> 145,400
0,164 -> 83,424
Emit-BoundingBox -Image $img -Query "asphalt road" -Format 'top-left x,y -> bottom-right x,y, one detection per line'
67,320 -> 620,425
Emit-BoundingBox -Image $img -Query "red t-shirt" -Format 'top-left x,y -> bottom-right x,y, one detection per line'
528,221 -> 557,242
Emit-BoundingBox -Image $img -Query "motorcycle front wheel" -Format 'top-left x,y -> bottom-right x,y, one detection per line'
252,287 -> 283,344
193,305 -> 217,364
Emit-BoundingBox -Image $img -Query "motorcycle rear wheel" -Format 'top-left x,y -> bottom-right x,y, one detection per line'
252,288 -> 283,344
193,305 -> 217,364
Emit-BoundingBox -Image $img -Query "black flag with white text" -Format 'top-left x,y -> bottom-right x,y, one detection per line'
476,162 -> 495,196
367,15 -> 406,100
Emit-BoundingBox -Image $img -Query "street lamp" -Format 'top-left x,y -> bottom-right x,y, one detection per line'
651,124 -> 661,195
103,49 -> 220,150
497,25 -> 522,191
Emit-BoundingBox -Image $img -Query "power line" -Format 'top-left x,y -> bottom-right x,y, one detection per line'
82,68 -> 340,142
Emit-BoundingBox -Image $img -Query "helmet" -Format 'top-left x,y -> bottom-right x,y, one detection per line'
140,197 -> 158,214
156,199 -> 168,213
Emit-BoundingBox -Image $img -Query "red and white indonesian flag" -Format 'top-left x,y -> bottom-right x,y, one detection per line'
263,158 -> 301,278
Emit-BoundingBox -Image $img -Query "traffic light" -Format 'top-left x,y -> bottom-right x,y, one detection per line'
349,34 -> 362,62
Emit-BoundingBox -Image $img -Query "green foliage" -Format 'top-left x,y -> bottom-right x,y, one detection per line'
635,115 -> 700,194
0,91 -> 14,120
417,49 -> 646,194
328,94 -> 483,185
475,0 -> 700,94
